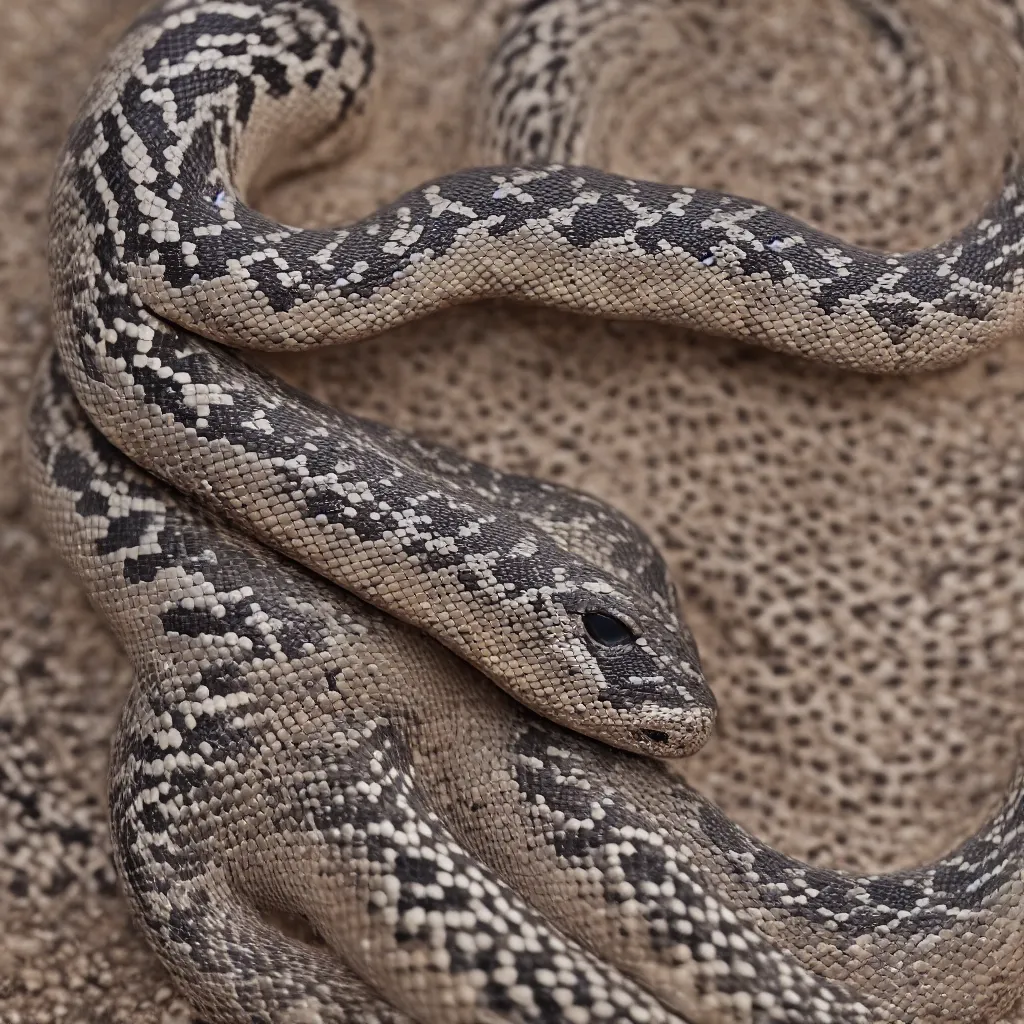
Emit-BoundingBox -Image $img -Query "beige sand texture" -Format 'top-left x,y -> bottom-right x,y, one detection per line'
3,0 -> 1024,1020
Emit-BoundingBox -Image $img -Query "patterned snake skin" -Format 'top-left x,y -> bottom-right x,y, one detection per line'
24,0 -> 1024,1020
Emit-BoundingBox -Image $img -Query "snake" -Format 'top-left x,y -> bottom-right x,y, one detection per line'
24,0 -> 1024,1020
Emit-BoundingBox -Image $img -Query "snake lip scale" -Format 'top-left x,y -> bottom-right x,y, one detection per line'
27,0 -> 1024,1020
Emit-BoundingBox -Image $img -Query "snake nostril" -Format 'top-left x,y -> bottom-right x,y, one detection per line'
638,729 -> 669,745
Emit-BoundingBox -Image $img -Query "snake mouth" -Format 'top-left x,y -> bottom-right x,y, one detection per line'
612,704 -> 717,758
640,729 -> 670,744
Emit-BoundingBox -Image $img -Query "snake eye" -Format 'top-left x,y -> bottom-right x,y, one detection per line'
582,612 -> 636,647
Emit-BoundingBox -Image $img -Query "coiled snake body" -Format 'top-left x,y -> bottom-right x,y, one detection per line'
25,0 -> 1024,1020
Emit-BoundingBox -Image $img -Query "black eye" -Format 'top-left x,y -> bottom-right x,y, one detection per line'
582,612 -> 636,647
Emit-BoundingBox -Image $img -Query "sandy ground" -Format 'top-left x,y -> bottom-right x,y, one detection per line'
3,0 -> 1024,1020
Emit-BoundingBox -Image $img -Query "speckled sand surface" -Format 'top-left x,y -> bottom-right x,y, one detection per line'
3,1 -> 1024,1020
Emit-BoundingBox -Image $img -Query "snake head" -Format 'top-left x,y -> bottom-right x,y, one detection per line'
524,566 -> 717,758
452,476 -> 717,758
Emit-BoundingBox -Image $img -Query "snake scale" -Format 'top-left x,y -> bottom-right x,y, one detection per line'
23,0 -> 1024,1020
